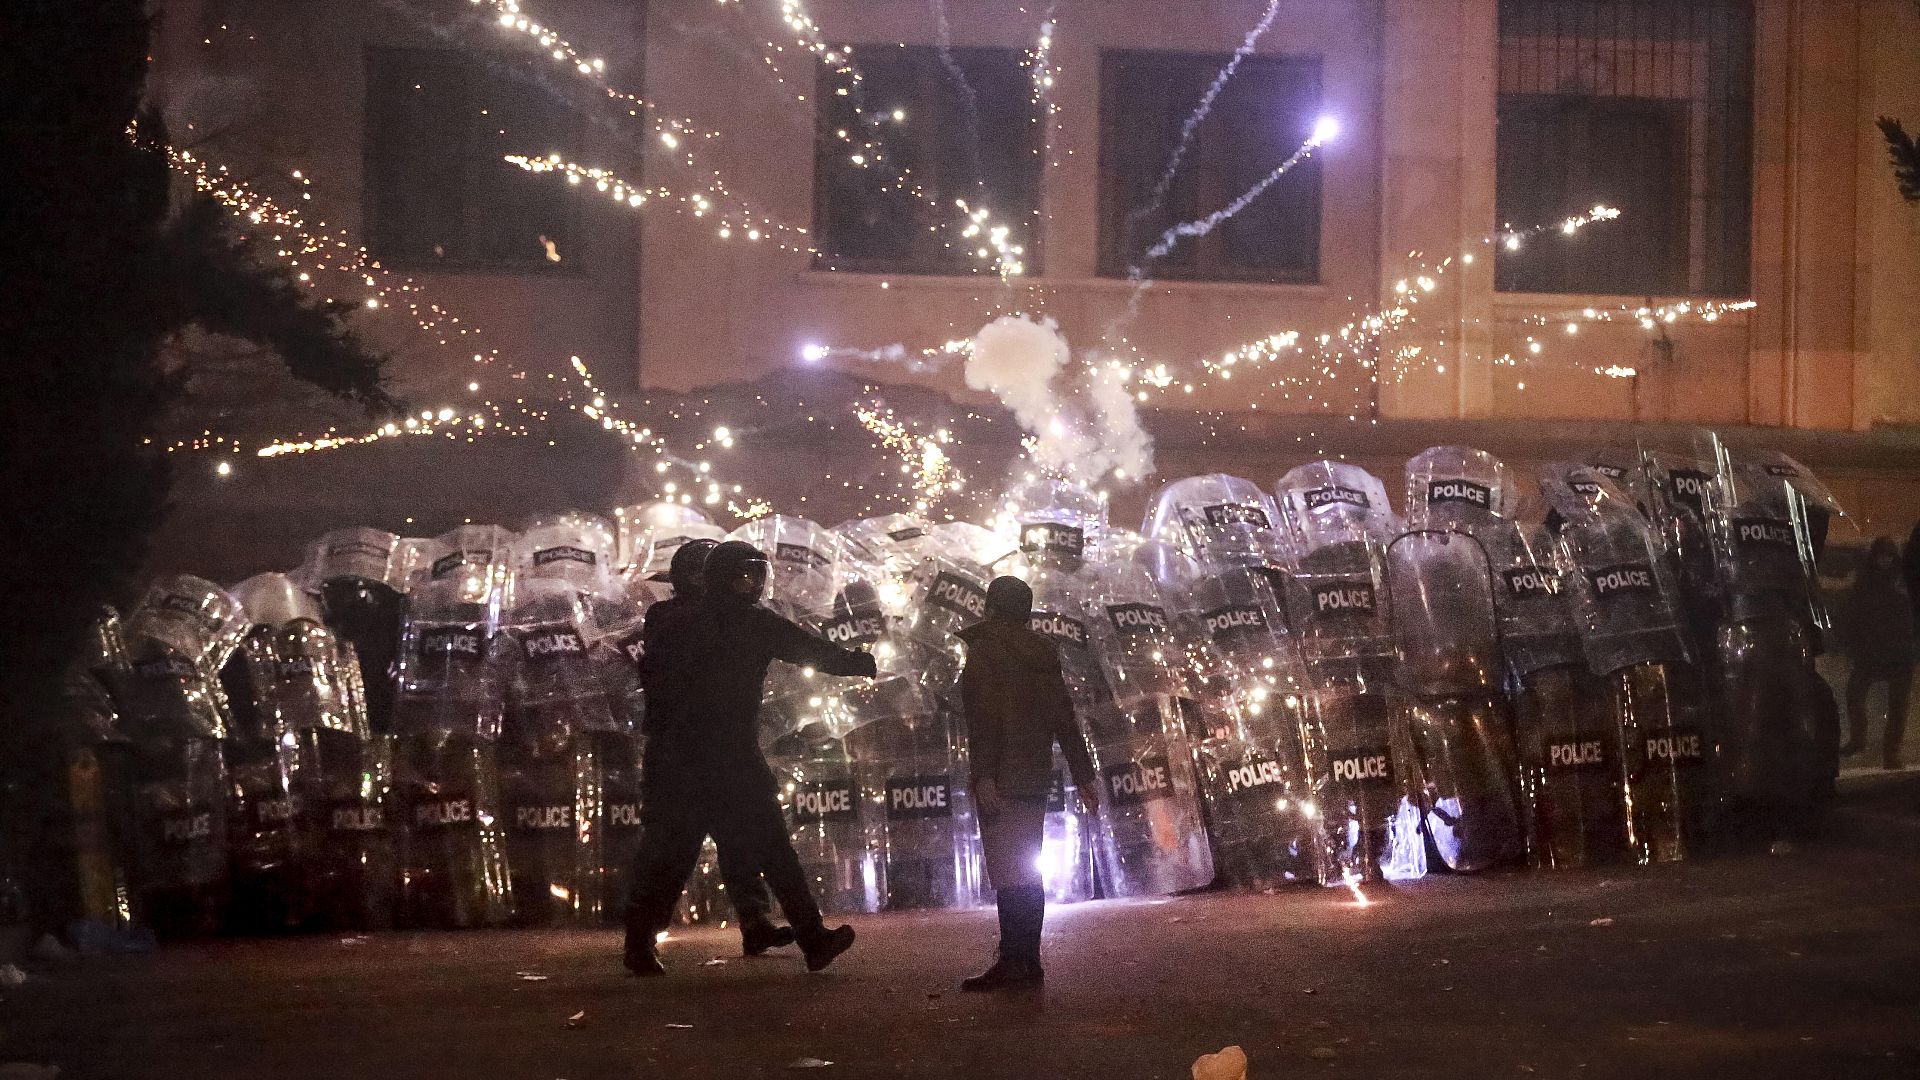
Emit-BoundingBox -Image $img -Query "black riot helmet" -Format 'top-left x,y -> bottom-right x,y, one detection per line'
703,540 -> 771,602
668,537 -> 719,596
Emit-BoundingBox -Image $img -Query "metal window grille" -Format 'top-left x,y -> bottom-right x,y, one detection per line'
1495,0 -> 1753,296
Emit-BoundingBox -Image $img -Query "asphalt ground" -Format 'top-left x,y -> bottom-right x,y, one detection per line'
4,775 -> 1917,1080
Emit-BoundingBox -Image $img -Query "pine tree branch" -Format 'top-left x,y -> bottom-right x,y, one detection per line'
164,194 -> 399,411
1879,116 -> 1920,203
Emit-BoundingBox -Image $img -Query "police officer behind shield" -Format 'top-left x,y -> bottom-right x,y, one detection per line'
634,538 -> 790,956
624,540 -> 876,975
955,576 -> 1098,991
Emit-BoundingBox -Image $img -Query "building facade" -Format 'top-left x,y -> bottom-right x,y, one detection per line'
149,0 -> 1920,565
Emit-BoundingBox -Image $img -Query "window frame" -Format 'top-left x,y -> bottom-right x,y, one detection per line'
1095,48 -> 1326,286
808,44 -> 1044,277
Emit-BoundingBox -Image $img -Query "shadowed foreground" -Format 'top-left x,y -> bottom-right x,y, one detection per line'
6,779 -> 1918,1080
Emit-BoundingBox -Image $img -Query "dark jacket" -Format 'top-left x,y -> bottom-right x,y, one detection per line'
1841,575 -> 1919,669
957,618 -> 1097,801
641,592 -> 875,774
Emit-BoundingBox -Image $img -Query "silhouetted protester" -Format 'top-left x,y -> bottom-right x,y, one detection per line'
623,541 -> 875,975
1841,537 -> 1916,770
955,576 -> 1098,992
634,538 -> 788,956
1906,522 -> 1920,629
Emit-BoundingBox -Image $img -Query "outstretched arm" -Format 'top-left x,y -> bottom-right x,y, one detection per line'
763,609 -> 878,678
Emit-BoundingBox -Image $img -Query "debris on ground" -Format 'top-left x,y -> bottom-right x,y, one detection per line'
1191,1044 -> 1247,1080
29,936 -> 76,965
665,1023 -> 694,1030
786,1057 -> 833,1069
564,1011 -> 587,1029
0,965 -> 28,988
516,972 -> 549,982
1589,918 -> 1615,927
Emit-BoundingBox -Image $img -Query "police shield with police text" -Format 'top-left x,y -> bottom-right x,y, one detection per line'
622,541 -> 875,976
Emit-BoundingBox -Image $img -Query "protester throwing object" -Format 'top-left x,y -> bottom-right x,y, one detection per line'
622,541 -> 875,976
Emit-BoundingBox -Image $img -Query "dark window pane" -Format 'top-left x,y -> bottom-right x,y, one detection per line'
812,47 -> 1041,275
1097,50 -> 1323,283
365,47 -> 580,271
1495,1 -> 1752,296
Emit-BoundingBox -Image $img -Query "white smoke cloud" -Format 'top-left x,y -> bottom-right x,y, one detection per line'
964,315 -> 1154,483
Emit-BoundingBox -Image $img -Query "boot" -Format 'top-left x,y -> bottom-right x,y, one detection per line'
799,923 -> 856,972
623,933 -> 666,977
960,885 -> 1044,991
622,906 -> 667,976
740,919 -> 796,956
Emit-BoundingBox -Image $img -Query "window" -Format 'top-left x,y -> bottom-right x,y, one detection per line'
365,47 -> 581,271
812,47 -> 1042,274
1097,50 -> 1323,284
1496,0 -> 1753,296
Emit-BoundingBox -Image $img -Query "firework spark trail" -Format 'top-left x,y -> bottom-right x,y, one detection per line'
1129,0 -> 1284,226
1136,135 -> 1323,267
928,0 -> 986,197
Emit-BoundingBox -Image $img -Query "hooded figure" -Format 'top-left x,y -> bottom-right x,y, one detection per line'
955,575 -> 1099,991
629,538 -> 786,956
624,541 -> 877,975
1840,537 -> 1916,769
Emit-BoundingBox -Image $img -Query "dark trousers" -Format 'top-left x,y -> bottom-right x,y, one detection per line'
624,759 -> 823,944
1845,662 -> 1913,768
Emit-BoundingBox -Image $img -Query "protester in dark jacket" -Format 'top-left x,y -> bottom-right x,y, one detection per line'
1841,537 -> 1916,770
955,575 -> 1098,992
630,538 -> 787,957
1905,522 -> 1920,629
623,541 -> 876,976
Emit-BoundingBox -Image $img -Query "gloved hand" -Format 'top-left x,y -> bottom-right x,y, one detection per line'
853,651 -> 878,678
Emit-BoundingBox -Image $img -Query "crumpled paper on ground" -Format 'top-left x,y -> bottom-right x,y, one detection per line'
1192,1045 -> 1247,1080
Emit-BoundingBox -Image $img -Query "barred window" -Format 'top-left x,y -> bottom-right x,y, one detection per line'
1496,1 -> 1753,296
365,48 -> 581,272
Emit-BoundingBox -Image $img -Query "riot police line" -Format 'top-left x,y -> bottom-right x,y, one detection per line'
57,433 -> 1845,938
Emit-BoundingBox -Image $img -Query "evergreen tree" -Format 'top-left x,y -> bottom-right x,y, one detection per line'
0,1 -> 391,924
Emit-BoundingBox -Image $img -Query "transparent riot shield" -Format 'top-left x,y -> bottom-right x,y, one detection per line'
1143,473 -> 1285,569
1024,555 -> 1213,899
221,574 -> 313,932
499,579 -> 617,925
1275,461 -> 1426,884
1172,562 -> 1324,887
612,502 -> 715,578
1706,449 -> 1840,845
773,731 -> 884,914
630,515 -> 729,607
119,576 -> 248,742
846,712 -> 982,910
1641,449 -> 1723,654
390,526 -> 513,927
120,736 -> 229,938
1402,447 -> 1519,533
308,528 -> 410,735
1541,467 -> 1713,863
1383,531 -> 1524,873
1481,523 -> 1626,869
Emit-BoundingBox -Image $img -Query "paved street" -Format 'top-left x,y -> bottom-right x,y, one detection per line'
5,775 -> 1917,1080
